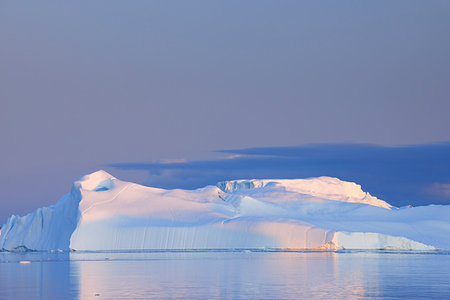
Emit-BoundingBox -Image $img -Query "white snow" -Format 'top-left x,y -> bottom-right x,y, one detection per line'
218,177 -> 392,209
1,170 -> 449,251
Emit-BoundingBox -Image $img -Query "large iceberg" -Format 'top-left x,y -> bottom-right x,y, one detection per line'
1,170 -> 449,251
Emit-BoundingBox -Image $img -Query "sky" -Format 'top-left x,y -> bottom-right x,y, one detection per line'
110,143 -> 450,208
1,1 -> 449,223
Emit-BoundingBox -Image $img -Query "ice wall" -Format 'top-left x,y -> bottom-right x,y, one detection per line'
0,183 -> 81,251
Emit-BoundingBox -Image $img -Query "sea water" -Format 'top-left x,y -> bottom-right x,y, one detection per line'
1,250 -> 449,299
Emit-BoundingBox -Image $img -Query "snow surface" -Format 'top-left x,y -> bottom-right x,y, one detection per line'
1,170 -> 449,251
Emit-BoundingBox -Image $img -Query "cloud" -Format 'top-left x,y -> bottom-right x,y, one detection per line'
160,158 -> 188,164
108,142 -> 450,207
426,183 -> 450,199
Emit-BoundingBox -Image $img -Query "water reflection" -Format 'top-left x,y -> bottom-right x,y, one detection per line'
1,251 -> 449,299
0,252 -> 76,299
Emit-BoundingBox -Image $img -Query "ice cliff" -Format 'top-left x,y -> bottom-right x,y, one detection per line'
1,170 -> 449,251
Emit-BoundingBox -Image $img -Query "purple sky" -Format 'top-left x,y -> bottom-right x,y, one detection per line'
1,1 -> 450,223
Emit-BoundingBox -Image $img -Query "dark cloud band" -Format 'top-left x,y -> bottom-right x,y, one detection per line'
109,142 -> 450,207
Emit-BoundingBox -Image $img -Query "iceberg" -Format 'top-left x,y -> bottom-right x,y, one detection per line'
1,170 -> 449,251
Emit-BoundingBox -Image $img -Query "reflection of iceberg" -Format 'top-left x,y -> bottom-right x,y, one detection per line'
0,251 -> 74,299
1,170 -> 449,251
70,252 -> 347,299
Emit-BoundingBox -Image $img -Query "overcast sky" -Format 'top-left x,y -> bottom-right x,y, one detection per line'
1,1 -> 449,223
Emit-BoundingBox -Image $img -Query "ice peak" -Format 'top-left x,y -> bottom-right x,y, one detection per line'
74,170 -> 116,191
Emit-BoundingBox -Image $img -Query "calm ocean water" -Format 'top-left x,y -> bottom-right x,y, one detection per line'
0,250 -> 449,299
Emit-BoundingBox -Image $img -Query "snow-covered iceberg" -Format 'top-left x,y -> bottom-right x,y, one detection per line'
1,170 -> 449,251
